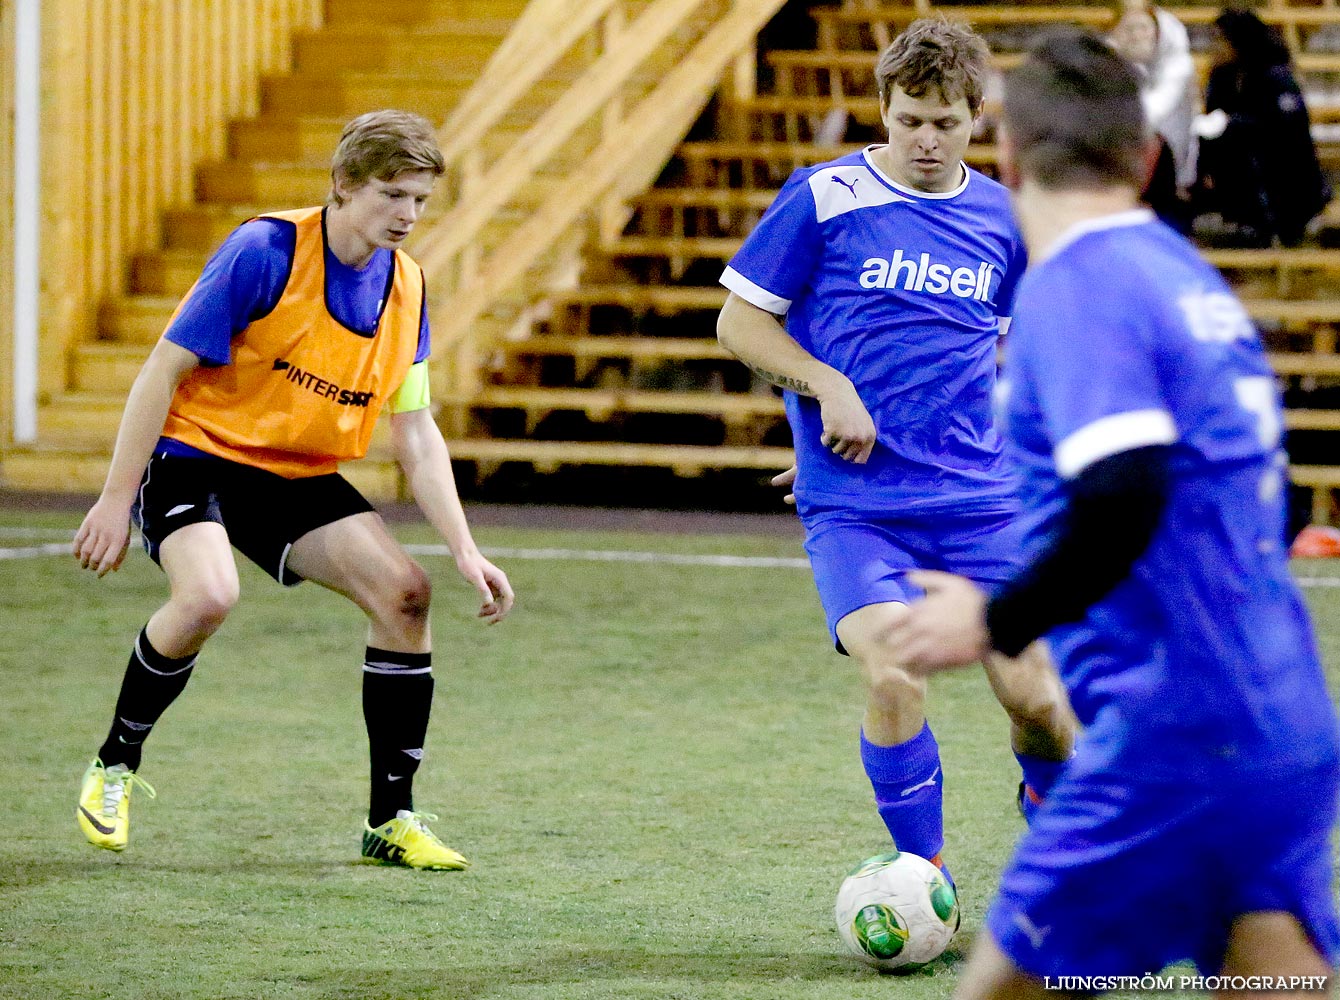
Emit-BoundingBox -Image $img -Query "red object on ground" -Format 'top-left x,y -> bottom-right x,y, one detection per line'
1290,525 -> 1340,558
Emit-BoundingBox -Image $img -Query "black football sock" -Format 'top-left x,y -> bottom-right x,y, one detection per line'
96,626 -> 197,771
363,647 -> 433,827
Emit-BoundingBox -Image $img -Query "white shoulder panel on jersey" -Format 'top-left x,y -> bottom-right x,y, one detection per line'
808,165 -> 908,223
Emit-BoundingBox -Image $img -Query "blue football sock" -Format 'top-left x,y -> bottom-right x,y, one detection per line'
1014,751 -> 1067,823
860,723 -> 945,869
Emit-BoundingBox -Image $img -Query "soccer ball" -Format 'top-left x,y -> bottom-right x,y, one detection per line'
834,851 -> 959,971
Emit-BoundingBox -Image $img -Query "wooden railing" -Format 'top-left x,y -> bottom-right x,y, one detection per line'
413,0 -> 788,403
37,0 -> 323,400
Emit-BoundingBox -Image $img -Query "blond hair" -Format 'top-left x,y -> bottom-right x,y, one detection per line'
328,110 -> 445,206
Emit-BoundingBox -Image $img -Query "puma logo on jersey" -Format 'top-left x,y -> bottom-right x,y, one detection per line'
272,358 -> 375,408
860,250 -> 995,300
831,175 -> 860,198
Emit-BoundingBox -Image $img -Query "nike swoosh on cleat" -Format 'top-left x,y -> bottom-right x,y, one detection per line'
78,806 -> 117,836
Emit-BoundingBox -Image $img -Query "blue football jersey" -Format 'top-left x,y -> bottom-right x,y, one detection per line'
721,148 -> 1027,517
1003,210 -> 1338,774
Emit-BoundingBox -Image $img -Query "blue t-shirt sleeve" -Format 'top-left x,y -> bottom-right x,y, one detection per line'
163,218 -> 295,366
415,270 -> 431,364
720,168 -> 821,314
1019,272 -> 1177,478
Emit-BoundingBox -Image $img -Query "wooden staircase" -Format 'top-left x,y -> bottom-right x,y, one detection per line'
5,0 -> 531,495
430,0 -> 1340,522
12,0 -> 1340,523
5,0 -> 780,498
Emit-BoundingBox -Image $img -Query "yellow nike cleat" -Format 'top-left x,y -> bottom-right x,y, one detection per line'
361,811 -> 469,870
76,759 -> 156,852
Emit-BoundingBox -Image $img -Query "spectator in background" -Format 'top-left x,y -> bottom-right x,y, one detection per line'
1194,8 -> 1330,246
1109,2 -> 1199,232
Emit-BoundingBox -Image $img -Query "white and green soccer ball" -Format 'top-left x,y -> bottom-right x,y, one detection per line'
834,851 -> 960,971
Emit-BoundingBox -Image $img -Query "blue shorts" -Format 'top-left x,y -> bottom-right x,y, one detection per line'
986,753 -> 1340,977
802,508 -> 1022,652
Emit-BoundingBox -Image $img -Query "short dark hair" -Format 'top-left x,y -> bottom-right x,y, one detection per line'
1002,28 -> 1147,189
875,18 -> 990,115
329,110 -> 446,206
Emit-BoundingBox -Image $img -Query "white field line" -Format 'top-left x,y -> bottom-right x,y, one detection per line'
3,530 -> 1340,586
406,544 -> 810,569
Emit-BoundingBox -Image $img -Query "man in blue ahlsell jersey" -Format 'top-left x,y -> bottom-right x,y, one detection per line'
715,18 -> 1075,893
898,30 -> 1339,993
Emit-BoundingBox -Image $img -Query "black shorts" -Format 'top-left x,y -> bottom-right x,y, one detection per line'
133,452 -> 375,585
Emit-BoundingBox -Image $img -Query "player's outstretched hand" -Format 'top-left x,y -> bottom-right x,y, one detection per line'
771,465 -> 797,505
72,499 -> 132,577
894,570 -> 990,672
456,552 -> 514,624
817,379 -> 876,463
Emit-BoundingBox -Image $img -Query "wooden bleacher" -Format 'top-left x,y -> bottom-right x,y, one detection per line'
12,0 -> 1340,522
434,0 -> 1340,523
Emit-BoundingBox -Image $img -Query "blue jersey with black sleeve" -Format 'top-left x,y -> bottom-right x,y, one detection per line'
159,213 -> 431,458
1002,210 -> 1338,775
720,147 -> 1027,518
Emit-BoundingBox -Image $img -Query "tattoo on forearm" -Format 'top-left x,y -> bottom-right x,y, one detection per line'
748,364 -> 812,395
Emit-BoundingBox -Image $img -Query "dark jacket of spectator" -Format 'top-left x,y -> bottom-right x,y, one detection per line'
1197,9 -> 1330,245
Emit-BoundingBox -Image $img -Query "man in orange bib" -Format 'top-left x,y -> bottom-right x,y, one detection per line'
71,110 -> 513,870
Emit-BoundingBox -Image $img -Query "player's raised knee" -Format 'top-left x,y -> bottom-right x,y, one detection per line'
177,581 -> 239,634
385,560 -> 432,625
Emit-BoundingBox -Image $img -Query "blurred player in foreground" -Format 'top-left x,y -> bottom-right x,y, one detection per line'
716,19 -> 1075,891
897,30 -> 1339,994
72,110 -> 513,870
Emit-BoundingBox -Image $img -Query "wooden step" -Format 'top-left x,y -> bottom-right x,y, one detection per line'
549,285 -> 727,312
196,162 -> 328,206
229,117 -> 349,164
603,236 -> 740,261
456,386 -> 784,421
37,393 -> 126,447
810,4 -> 1340,31
0,443 -> 404,501
99,296 -> 180,344
258,72 -> 571,118
1268,352 -> 1340,376
768,46 -> 1340,78
1286,410 -> 1340,431
441,438 -> 794,476
631,189 -> 777,211
259,73 -> 472,117
71,343 -> 150,394
131,250 -> 208,297
323,0 -> 526,27
292,25 -> 506,75
490,335 -> 730,361
162,205 -> 270,252
1247,300 -> 1340,327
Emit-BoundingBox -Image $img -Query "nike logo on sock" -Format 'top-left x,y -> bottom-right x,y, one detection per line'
899,767 -> 941,797
78,806 -> 117,836
386,775 -> 404,782
166,504 -> 195,517
117,736 -> 144,745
